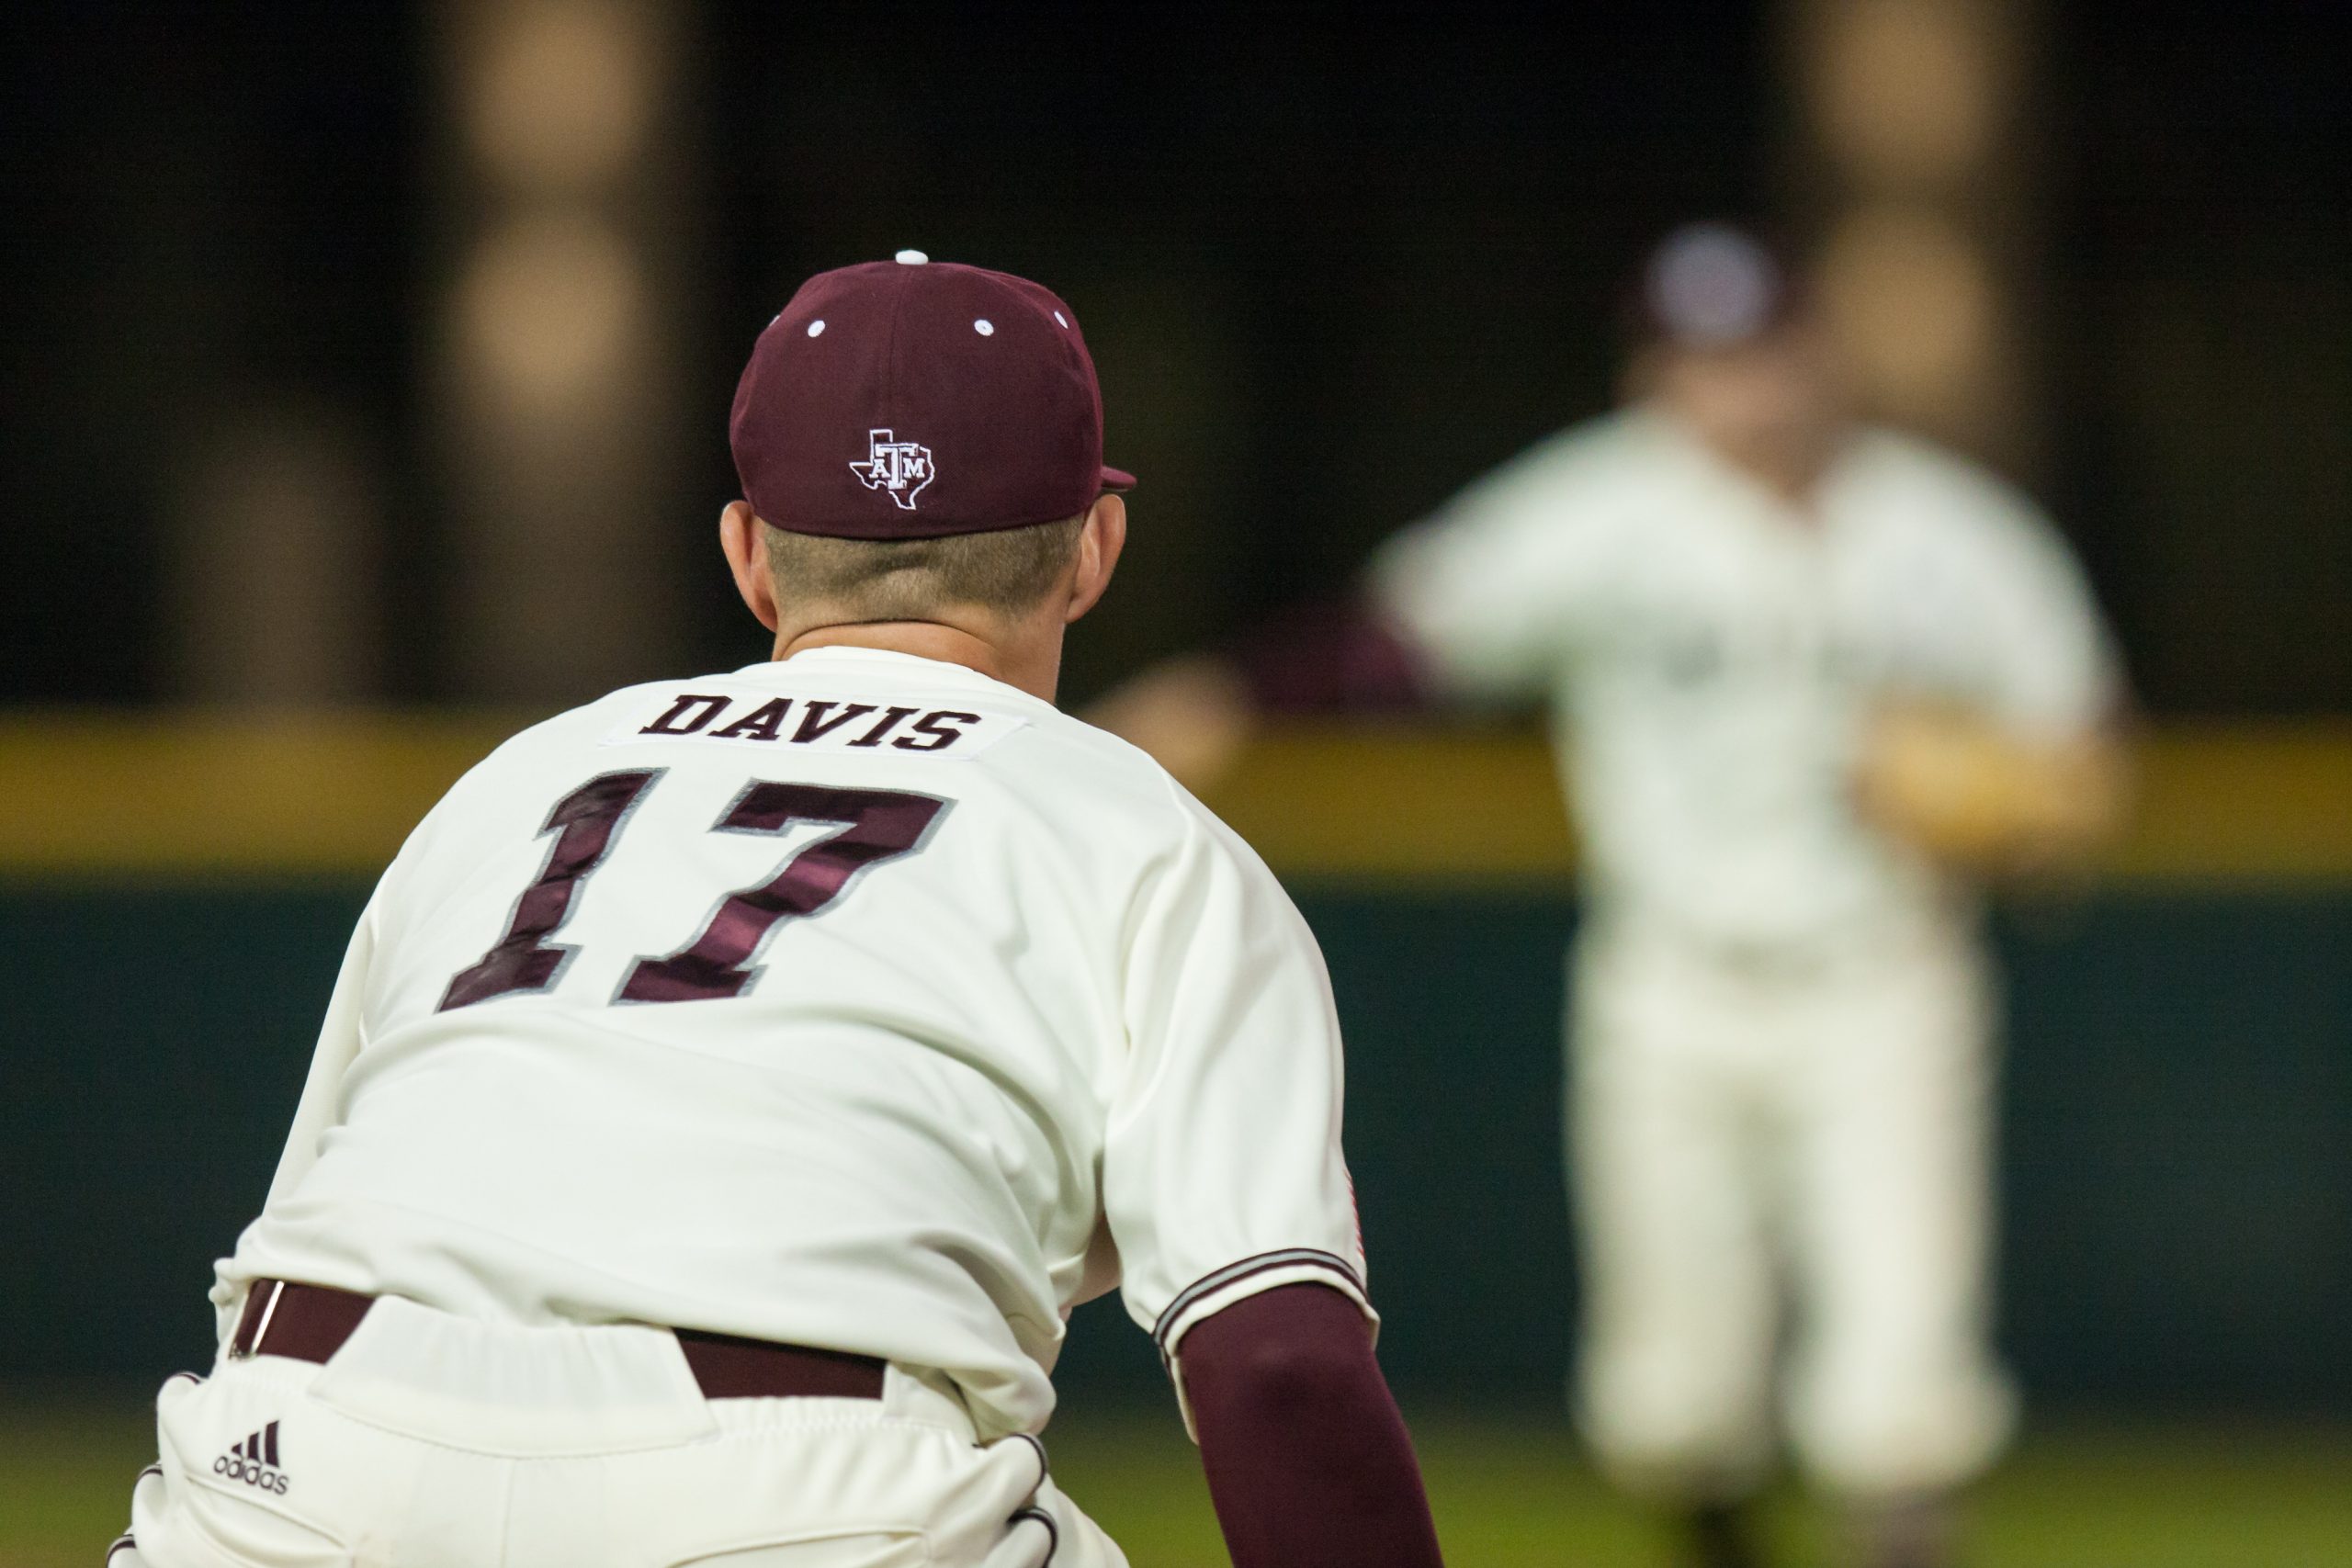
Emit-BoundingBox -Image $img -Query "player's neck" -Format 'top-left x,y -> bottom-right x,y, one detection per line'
772,621 -> 1063,704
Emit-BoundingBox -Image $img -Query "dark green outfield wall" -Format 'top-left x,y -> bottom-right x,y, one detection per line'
4,883 -> 2346,1413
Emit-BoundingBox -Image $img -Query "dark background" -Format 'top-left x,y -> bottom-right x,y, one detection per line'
3,0 -> 2346,711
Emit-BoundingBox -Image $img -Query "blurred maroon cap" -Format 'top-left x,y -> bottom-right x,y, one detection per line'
729,251 -> 1135,540
1627,222 -> 1805,349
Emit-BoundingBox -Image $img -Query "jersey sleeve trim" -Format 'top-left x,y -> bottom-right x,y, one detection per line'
1150,1247 -> 1371,1363
1155,1249 -> 1379,1441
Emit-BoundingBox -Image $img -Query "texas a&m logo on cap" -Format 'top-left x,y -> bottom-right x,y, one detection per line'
730,258 -> 1129,537
850,429 -> 935,510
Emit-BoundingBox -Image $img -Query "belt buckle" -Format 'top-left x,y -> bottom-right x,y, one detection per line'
228,1280 -> 287,1361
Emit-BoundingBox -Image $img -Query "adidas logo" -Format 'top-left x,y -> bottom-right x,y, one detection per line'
212,1420 -> 289,1495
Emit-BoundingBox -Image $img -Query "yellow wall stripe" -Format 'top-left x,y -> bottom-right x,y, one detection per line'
1,714 -> 2346,885
1206,720 -> 2352,886
0,713 -> 523,877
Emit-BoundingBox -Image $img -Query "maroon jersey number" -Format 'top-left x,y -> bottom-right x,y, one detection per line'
441,775 -> 948,1011
438,769 -> 663,1011
617,783 -> 947,1004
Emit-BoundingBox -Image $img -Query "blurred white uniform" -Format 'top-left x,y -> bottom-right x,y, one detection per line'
127,647 -> 1369,1568
1374,410 -> 2117,1498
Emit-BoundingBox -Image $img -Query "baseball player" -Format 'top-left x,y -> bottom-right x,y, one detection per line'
1097,225 -> 2126,1568
116,254 -> 1446,1568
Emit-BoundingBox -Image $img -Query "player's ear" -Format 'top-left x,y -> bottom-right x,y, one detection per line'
1619,344 -> 1666,406
719,501 -> 782,634
1063,493 -> 1126,626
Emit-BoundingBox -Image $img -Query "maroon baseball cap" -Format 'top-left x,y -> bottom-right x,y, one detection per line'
729,251 -> 1135,540
1627,222 -> 1805,349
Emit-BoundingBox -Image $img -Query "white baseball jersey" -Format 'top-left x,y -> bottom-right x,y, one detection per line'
1374,409 -> 2120,953
213,646 -> 1370,1439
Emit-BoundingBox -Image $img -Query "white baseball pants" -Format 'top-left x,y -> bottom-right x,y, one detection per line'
1568,922 -> 2018,1501
112,1296 -> 1125,1568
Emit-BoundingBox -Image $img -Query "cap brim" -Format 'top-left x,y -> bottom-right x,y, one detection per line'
1100,465 -> 1136,491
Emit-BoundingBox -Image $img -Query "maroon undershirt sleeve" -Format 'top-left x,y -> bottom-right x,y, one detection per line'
1176,1281 -> 1446,1568
1227,595 -> 1434,714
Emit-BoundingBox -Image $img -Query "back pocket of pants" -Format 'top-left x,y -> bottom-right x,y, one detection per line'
173,1480 -> 349,1568
670,1532 -> 928,1568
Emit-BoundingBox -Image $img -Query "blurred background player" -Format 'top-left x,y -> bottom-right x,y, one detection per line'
1096,223 -> 2129,1568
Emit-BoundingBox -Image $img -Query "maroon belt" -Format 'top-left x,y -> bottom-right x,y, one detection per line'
229,1280 -> 886,1401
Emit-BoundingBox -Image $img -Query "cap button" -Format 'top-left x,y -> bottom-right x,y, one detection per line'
895,249 -> 929,265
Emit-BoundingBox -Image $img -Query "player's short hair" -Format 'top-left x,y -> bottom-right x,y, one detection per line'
759,513 -> 1087,622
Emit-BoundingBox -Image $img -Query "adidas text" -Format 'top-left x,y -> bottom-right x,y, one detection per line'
214,1421 -> 289,1495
